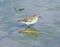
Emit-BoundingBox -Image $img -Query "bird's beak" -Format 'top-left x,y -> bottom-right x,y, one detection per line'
39,16 -> 42,18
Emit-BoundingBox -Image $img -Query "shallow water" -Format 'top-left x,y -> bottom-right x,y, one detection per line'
0,0 -> 60,47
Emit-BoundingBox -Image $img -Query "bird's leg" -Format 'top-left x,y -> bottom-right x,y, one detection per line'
27,24 -> 30,28
27,25 -> 30,28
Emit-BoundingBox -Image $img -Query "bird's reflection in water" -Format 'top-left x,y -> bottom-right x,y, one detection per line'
19,27 -> 39,37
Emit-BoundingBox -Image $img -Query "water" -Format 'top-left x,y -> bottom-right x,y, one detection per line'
0,0 -> 60,47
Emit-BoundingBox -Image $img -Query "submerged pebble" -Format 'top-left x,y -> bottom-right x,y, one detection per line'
19,8 -> 25,11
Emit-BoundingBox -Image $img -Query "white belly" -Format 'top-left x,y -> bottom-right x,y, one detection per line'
20,18 -> 38,25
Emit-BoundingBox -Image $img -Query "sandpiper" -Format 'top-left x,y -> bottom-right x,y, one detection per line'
18,14 -> 41,27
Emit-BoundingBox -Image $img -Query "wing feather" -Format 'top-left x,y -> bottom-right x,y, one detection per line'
18,17 -> 33,22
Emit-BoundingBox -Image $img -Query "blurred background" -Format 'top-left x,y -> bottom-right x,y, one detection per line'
0,0 -> 60,47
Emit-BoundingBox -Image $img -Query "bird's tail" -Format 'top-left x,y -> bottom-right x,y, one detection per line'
18,20 -> 25,23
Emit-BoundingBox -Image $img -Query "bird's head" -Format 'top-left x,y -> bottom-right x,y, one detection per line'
33,14 -> 42,18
